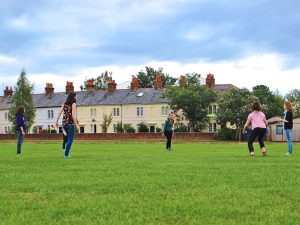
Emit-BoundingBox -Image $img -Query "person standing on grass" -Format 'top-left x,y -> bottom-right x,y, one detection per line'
243,101 -> 268,157
162,113 -> 174,151
277,101 -> 293,156
56,93 -> 79,158
16,106 -> 26,155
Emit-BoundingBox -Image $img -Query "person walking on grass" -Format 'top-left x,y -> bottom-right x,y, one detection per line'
56,93 -> 79,158
277,101 -> 293,156
16,106 -> 26,155
243,101 -> 268,157
162,113 -> 174,151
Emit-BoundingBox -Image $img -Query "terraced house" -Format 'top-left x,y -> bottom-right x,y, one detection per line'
0,74 -> 236,134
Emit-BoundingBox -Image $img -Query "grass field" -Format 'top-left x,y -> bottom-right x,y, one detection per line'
0,141 -> 299,225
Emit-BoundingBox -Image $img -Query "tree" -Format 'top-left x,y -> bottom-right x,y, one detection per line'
101,114 -> 113,133
164,74 -> 217,132
286,89 -> 300,117
80,71 -> 112,90
116,122 -> 124,133
136,67 -> 177,88
216,88 -> 257,141
8,69 -> 36,133
252,85 -> 284,118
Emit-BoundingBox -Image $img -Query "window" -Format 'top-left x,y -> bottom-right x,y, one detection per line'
166,106 -> 169,115
209,123 -> 217,133
213,105 -> 217,114
140,107 -> 144,116
113,124 -> 117,133
5,126 -> 7,133
276,125 -> 283,135
137,107 -> 140,116
113,108 -> 120,117
4,112 -> 8,120
209,105 -> 213,114
80,126 -> 85,133
161,107 -> 165,116
90,108 -> 96,117
137,92 -> 144,97
48,110 -> 54,119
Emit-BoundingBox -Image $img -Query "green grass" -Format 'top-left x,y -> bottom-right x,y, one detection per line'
0,141 -> 299,225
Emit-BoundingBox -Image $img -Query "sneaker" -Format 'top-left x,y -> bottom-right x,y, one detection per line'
64,155 -> 72,158
250,152 -> 255,157
262,150 -> 267,157
285,152 -> 292,156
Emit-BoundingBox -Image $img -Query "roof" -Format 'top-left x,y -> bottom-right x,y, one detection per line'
0,88 -> 169,110
212,84 -> 238,92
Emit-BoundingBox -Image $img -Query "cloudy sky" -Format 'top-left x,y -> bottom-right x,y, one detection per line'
0,0 -> 299,95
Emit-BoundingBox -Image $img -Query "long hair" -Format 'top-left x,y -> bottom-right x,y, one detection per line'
65,93 -> 76,105
169,113 -> 174,125
16,106 -> 25,116
284,101 -> 293,112
252,101 -> 261,111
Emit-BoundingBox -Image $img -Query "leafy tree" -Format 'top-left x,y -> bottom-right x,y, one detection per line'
101,113 -> 113,133
136,67 -> 177,88
123,123 -> 136,133
8,69 -> 36,133
116,122 -> 124,133
137,122 -> 149,133
164,74 -> 217,132
252,85 -> 284,118
80,71 -> 112,90
216,88 -> 257,141
286,89 -> 300,117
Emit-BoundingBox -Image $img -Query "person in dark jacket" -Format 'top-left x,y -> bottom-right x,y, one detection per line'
162,113 -> 174,151
278,102 -> 294,155
15,106 -> 26,155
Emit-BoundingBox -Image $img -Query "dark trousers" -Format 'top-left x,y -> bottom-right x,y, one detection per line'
164,131 -> 173,149
62,125 -> 68,150
16,131 -> 23,154
65,124 -> 75,157
248,128 -> 266,153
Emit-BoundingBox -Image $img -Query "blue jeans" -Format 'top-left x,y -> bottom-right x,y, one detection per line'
16,131 -> 23,154
285,129 -> 293,154
65,124 -> 75,157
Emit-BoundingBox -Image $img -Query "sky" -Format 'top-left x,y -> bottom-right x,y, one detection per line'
0,0 -> 299,95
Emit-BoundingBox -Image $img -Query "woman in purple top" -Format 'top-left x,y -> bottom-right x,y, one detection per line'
15,106 -> 26,155
243,101 -> 268,157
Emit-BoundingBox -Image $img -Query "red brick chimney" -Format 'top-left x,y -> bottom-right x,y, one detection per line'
206,73 -> 215,88
45,83 -> 54,95
130,76 -> 139,91
154,75 -> 162,90
179,75 -> 187,88
66,81 -> 74,94
86,79 -> 96,92
108,79 -> 117,92
4,86 -> 13,98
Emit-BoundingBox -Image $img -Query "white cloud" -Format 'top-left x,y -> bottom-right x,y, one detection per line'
0,55 -> 17,64
9,14 -> 30,29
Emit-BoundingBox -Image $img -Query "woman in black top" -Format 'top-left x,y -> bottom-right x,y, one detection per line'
278,102 -> 293,155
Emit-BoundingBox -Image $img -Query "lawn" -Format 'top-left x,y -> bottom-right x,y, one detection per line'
0,141 -> 299,225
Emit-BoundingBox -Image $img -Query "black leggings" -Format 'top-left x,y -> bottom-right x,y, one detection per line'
164,131 -> 173,149
248,128 -> 266,153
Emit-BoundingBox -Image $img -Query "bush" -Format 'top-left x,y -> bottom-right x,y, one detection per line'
215,128 -> 236,141
123,123 -> 136,133
156,127 -> 162,133
137,122 -> 149,133
116,122 -> 124,133
174,124 -> 187,132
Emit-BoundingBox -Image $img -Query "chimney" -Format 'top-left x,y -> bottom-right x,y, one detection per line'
179,75 -> 187,88
206,73 -> 215,88
66,81 -> 74,94
86,79 -> 95,92
4,86 -> 13,98
45,83 -> 54,95
130,76 -> 139,92
154,74 -> 162,90
108,79 -> 117,92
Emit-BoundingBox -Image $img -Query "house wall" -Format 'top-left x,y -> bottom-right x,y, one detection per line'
269,118 -> 300,142
0,109 -> 11,134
